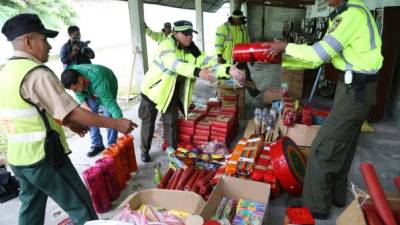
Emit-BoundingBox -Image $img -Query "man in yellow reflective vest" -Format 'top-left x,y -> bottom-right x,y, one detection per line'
265,0 -> 383,219
139,20 -> 245,162
215,10 -> 260,97
0,14 -> 137,225
145,22 -> 172,44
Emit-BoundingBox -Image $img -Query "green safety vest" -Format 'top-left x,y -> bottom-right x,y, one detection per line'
282,0 -> 383,74
215,22 -> 250,64
0,58 -> 69,166
141,36 -> 230,118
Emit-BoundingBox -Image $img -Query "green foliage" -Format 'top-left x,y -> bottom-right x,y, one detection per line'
0,0 -> 77,29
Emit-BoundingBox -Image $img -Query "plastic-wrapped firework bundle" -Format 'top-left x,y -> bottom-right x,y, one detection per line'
254,108 -> 262,135
262,108 -> 269,134
267,107 -> 278,131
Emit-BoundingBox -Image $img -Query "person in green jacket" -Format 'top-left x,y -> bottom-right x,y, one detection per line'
139,20 -> 245,162
145,22 -> 172,44
215,10 -> 260,97
264,0 -> 383,219
61,64 -> 122,157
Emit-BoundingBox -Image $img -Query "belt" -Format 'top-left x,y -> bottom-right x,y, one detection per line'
337,70 -> 377,103
337,71 -> 377,83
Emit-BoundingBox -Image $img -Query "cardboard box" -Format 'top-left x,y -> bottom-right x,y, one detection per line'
121,189 -> 205,215
263,87 -> 283,104
200,176 -> 271,224
281,69 -> 304,98
278,116 -> 320,147
336,192 -> 400,225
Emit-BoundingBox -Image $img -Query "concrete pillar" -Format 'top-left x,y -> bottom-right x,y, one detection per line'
128,0 -> 148,74
195,0 -> 205,51
241,2 -> 247,17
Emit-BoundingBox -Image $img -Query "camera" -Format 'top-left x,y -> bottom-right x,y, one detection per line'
72,40 -> 91,55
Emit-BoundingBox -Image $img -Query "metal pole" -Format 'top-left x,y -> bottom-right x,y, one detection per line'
308,66 -> 324,103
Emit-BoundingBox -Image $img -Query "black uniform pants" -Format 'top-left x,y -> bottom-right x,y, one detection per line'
302,81 -> 376,215
138,94 -> 179,154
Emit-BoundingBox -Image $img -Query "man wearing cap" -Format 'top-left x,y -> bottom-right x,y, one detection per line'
264,0 -> 383,219
145,22 -> 172,44
215,10 -> 260,97
0,14 -> 137,225
139,20 -> 245,162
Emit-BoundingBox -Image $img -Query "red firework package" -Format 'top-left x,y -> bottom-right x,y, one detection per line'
208,107 -> 222,117
178,112 -> 205,127
193,140 -> 208,148
222,95 -> 238,101
211,126 -> 228,134
197,117 -> 214,130
283,110 -> 298,127
211,131 -> 228,139
207,99 -> 221,109
179,126 -> 196,135
210,135 -> 227,143
287,207 -> 315,225
193,135 -> 209,142
211,115 -> 233,129
233,42 -> 282,63
191,106 -> 207,114
178,133 -> 192,143
195,129 -> 210,136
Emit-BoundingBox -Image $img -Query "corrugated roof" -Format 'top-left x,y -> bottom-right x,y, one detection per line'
139,0 -> 227,13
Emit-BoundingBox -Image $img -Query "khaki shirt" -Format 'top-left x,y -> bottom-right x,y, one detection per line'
15,50 -> 78,121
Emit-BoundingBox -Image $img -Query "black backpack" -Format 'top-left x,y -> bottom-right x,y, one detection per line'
0,165 -> 19,203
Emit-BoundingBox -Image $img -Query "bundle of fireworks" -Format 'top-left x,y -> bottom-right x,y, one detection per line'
254,107 -> 278,136
225,136 -> 263,177
210,115 -> 237,145
177,111 -> 205,144
250,144 -> 281,197
166,146 -> 227,170
157,167 -> 217,200
284,207 -> 315,225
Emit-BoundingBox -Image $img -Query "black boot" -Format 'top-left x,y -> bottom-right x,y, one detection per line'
141,152 -> 151,163
87,146 -> 105,157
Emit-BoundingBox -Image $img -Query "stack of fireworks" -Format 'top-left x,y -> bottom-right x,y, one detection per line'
178,111 -> 205,146
157,167 -> 217,201
251,143 -> 281,198
254,107 -> 278,136
83,134 -> 137,213
166,145 -> 228,170
225,136 -> 264,178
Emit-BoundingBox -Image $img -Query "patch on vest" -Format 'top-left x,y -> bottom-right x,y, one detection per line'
328,17 -> 342,33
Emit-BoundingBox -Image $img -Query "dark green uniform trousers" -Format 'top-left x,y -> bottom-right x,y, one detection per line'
139,93 -> 179,153
302,81 -> 376,215
11,157 -> 98,225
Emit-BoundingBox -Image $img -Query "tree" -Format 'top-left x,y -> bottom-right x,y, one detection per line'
0,0 -> 77,28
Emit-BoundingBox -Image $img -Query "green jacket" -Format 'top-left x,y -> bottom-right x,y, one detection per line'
68,64 -> 122,118
282,0 -> 383,74
215,22 -> 250,64
141,35 -> 231,117
145,27 -> 168,44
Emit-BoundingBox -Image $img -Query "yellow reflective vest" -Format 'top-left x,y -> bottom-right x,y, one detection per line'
0,58 -> 69,166
145,27 -> 168,44
215,22 -> 250,64
282,0 -> 383,74
141,35 -> 231,117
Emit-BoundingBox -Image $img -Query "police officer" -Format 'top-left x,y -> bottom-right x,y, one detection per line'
139,20 -> 245,162
265,0 -> 383,219
215,10 -> 260,97
145,22 -> 172,44
0,14 -> 137,225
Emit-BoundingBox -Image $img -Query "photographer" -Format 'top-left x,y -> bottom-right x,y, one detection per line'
60,26 -> 95,69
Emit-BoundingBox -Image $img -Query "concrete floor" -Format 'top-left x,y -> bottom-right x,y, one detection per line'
1,64 -> 399,225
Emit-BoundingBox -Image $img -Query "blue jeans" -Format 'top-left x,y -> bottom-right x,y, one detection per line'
87,98 -> 118,148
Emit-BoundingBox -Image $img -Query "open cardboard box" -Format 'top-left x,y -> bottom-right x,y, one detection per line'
278,115 -> 321,147
336,192 -> 400,225
120,189 -> 206,224
200,176 -> 271,224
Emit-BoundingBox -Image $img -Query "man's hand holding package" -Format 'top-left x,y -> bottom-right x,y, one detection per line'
229,64 -> 246,87
199,68 -> 215,82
